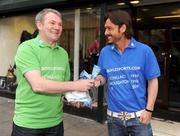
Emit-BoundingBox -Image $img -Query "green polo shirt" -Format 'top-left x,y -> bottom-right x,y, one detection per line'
14,35 -> 70,128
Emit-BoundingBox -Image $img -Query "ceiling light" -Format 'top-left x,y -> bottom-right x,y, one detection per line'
171,9 -> 180,14
136,18 -> 142,21
172,26 -> 180,29
141,8 -> 149,12
86,7 -> 92,10
154,15 -> 180,19
117,2 -> 125,6
130,0 -> 140,4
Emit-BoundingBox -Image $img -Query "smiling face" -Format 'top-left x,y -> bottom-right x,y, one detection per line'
104,18 -> 126,44
36,12 -> 62,45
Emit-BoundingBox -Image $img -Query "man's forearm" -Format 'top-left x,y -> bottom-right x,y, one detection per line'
146,78 -> 158,111
25,70 -> 93,94
31,78 -> 80,94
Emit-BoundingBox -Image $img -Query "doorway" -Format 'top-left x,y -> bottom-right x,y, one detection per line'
138,27 -> 180,109
169,27 -> 180,109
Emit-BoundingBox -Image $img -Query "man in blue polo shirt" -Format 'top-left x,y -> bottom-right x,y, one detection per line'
95,10 -> 160,136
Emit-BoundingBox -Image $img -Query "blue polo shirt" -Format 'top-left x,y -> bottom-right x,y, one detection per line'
98,38 -> 160,112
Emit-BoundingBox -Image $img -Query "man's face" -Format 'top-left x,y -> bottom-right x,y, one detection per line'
37,12 -> 62,44
104,18 -> 124,44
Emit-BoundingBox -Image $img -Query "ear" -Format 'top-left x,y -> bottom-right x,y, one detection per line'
36,21 -> 42,30
120,24 -> 126,33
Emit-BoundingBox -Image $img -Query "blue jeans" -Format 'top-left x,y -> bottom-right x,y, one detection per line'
107,115 -> 153,136
11,122 -> 64,136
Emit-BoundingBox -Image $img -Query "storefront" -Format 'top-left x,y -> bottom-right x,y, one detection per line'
0,0 -> 180,122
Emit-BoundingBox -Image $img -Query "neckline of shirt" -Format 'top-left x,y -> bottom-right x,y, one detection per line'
111,38 -> 136,51
35,35 -> 60,49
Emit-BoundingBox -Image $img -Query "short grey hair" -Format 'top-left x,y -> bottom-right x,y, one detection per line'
35,8 -> 62,22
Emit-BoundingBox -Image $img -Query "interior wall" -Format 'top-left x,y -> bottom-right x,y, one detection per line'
0,15 -> 36,76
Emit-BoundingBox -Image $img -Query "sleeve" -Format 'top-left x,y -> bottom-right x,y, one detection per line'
64,61 -> 71,81
15,43 -> 40,75
144,47 -> 161,80
97,49 -> 107,78
64,51 -> 70,81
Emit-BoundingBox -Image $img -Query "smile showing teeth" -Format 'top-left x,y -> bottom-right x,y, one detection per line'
51,32 -> 59,35
107,36 -> 111,39
52,31 -> 58,34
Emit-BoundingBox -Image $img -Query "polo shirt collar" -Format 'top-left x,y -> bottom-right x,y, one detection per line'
35,35 -> 60,49
111,37 -> 136,51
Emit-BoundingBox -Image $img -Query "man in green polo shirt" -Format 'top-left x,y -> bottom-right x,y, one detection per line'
11,8 -> 94,136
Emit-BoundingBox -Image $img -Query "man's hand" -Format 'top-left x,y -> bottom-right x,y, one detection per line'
70,101 -> 82,108
94,75 -> 106,88
139,111 -> 152,124
73,79 -> 94,92
94,79 -> 101,88
61,96 -> 83,108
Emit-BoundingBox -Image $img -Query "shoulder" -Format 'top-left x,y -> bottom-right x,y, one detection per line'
132,38 -> 153,52
101,44 -> 114,53
17,39 -> 35,51
15,38 -> 41,61
58,45 -> 69,56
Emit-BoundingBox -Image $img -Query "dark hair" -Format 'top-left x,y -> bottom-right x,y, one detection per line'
106,10 -> 134,39
20,30 -> 32,43
32,29 -> 39,38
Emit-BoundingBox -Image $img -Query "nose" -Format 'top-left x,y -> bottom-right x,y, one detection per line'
104,29 -> 109,36
54,24 -> 60,30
